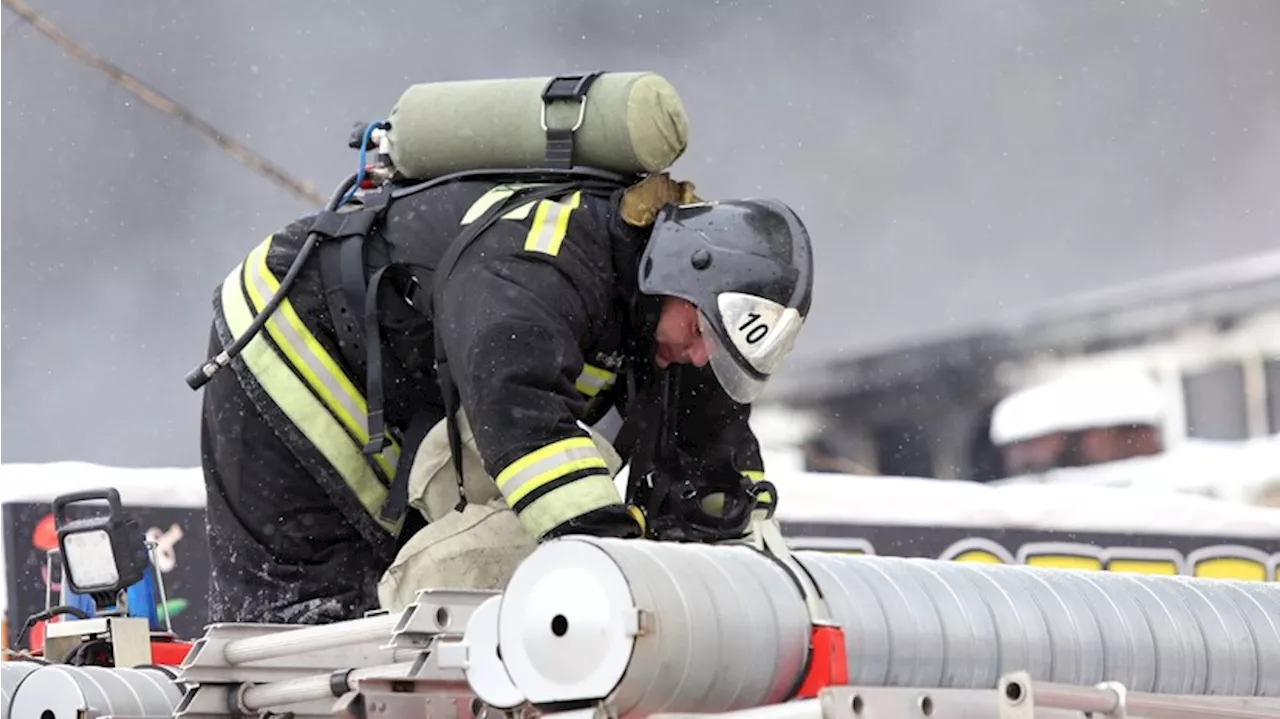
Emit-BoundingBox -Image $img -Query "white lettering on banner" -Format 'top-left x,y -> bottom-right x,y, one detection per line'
937,536 -> 1017,565
145,523 -> 185,573
786,534 -> 1279,582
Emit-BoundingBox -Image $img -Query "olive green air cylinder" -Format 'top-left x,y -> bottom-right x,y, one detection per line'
384,72 -> 690,180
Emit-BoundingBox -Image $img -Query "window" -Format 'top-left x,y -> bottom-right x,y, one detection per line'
1265,357 -> 1280,436
966,402 -> 1007,482
872,422 -> 935,477
1182,362 -> 1249,440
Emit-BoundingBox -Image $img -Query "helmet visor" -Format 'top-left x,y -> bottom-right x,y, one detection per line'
698,310 -> 768,404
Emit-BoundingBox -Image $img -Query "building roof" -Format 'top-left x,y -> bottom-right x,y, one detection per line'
765,249 -> 1280,406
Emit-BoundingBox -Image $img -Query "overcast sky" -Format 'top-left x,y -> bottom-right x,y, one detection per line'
3,0 -> 1279,467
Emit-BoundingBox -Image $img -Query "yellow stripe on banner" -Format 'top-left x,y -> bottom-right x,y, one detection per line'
241,237 -> 401,480
523,191 -> 582,256
220,263 -> 400,535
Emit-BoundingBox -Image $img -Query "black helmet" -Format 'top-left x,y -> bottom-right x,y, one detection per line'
637,198 -> 814,404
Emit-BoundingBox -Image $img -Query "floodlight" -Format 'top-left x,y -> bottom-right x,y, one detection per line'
53,488 -> 149,606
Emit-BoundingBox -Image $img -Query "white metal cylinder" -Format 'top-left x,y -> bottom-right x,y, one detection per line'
649,698 -> 824,719
6,664 -> 183,719
1,661 -> 44,719
497,536 -> 812,716
238,661 -> 417,711
793,551 -> 1280,697
221,612 -> 399,665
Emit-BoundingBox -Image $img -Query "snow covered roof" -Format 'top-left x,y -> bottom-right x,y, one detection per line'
0,461 -> 207,507
989,368 -> 1165,445
4,460 -> 1274,540
765,470 -> 1280,539
992,435 -> 1280,505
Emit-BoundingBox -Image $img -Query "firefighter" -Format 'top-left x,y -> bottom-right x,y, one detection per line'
197,172 -> 814,624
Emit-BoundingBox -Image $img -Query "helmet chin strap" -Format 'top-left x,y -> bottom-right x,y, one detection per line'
628,292 -> 666,369
610,291 -> 667,469
635,292 -> 665,331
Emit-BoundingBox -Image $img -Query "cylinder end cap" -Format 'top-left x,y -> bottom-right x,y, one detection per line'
498,538 -> 638,705
460,594 -> 526,710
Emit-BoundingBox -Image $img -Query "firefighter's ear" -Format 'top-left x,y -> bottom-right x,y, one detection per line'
620,172 -> 702,227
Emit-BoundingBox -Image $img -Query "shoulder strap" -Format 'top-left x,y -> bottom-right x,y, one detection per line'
380,406 -> 441,524
319,235 -> 372,378
317,187 -> 444,456
315,185 -> 394,386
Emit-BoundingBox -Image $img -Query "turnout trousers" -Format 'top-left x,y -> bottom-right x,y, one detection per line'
199,325 -> 431,624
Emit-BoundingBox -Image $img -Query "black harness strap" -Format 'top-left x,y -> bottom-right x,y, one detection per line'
359,261 -> 445,455
320,236 -> 371,378
629,367 -> 679,524
612,294 -> 660,470
361,264 -> 396,455
380,407 -> 440,523
314,187 -> 442,527
317,186 -> 394,386
310,197 -> 387,241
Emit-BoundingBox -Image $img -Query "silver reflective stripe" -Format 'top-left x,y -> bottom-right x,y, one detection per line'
242,239 -> 401,475
523,192 -> 581,256
496,437 -> 608,505
220,263 -> 400,534
575,364 -> 617,397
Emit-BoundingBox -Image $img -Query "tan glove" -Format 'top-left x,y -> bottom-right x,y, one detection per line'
620,172 -> 702,227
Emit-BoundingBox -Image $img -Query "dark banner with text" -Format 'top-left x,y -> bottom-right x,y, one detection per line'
782,521 -> 1280,582
6,505 -> 1275,650
3,502 -> 211,650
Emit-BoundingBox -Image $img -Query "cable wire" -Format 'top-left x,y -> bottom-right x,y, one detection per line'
1,0 -> 326,206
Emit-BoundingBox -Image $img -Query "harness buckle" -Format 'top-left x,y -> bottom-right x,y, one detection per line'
540,72 -> 605,169
539,72 -> 603,132
402,275 -> 421,308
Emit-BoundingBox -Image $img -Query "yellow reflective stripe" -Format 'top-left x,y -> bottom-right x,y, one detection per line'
743,470 -> 773,505
514,470 -> 624,537
242,237 -> 401,479
627,505 -> 647,537
220,264 -> 400,535
497,436 -> 608,505
496,436 -> 621,538
696,470 -> 771,517
460,183 -> 548,225
516,473 -> 624,539
574,363 -> 617,397
523,191 -> 581,256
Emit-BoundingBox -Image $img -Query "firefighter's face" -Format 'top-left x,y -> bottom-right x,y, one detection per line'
654,297 -> 710,369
